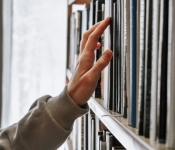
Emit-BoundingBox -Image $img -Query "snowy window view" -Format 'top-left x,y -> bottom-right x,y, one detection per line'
2,1 -> 67,148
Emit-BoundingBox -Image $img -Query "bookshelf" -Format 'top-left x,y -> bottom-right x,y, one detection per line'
66,69 -> 167,150
66,0 -> 175,149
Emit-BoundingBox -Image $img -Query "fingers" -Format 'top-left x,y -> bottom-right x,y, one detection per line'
87,50 -> 113,78
80,22 -> 102,53
84,17 -> 111,53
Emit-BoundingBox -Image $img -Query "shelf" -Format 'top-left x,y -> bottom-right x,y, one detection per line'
68,0 -> 91,5
88,98 -> 168,150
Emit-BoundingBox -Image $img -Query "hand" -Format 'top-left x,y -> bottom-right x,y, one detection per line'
67,17 -> 113,106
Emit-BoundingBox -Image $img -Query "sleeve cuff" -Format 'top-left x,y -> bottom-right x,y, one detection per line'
47,85 -> 89,130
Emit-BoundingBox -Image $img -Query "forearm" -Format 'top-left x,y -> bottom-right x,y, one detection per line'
0,86 -> 89,150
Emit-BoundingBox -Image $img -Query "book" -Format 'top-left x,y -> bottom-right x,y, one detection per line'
95,4 -> 102,98
95,115 -> 100,150
123,0 -> 127,118
74,11 -> 82,68
117,0 -> 121,113
138,0 -> 146,135
91,117 -> 95,150
136,0 -> 140,129
143,0 -> 153,138
166,0 -> 175,148
120,0 -> 125,117
88,110 -> 94,150
100,140 -> 106,150
69,13 -> 76,72
108,0 -> 115,110
106,131 -> 113,150
97,131 -> 103,150
157,0 -> 169,143
149,0 -> 160,142
112,1 -> 118,112
101,2 -> 105,99
125,0 -> 130,125
129,0 -> 137,127
84,114 -> 89,150
103,0 -> 111,104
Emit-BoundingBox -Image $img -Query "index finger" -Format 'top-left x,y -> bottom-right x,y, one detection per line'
84,17 -> 111,53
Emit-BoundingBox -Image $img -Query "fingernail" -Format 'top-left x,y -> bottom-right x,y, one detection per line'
103,53 -> 109,59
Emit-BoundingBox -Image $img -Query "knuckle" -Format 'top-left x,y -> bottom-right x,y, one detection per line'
84,75 -> 94,84
88,33 -> 98,41
83,31 -> 89,40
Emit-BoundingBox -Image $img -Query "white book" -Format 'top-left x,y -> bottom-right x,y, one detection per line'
120,0 -> 125,116
166,0 -> 175,148
156,0 -> 164,142
149,0 -> 160,142
91,118 -> 95,150
106,131 -> 113,150
104,0 -> 111,104
138,0 -> 145,135
122,0 -> 127,118
125,0 -> 130,123
136,0 -> 140,129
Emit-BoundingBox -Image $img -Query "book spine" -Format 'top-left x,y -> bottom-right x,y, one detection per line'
125,0 -> 131,125
101,3 -> 105,99
123,0 -> 127,118
138,0 -> 145,135
84,114 -> 88,150
157,0 -> 168,143
106,131 -> 113,150
129,0 -> 137,127
136,0 -> 140,129
108,0 -> 115,110
97,131 -> 103,150
149,0 -> 160,142
112,2 -> 118,112
143,0 -> 152,138
120,0 -> 125,117
166,0 -> 175,148
91,118 -> 95,150
99,140 -> 106,150
95,9 -> 102,98
117,0 -> 121,113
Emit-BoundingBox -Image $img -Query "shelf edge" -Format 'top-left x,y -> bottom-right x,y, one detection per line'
88,98 -> 155,150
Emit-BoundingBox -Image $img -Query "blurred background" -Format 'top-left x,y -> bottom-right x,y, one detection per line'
0,0 -> 68,149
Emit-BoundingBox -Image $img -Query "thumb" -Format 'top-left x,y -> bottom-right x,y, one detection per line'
88,50 -> 113,78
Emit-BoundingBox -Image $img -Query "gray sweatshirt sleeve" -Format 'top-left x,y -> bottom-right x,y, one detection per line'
0,85 -> 89,150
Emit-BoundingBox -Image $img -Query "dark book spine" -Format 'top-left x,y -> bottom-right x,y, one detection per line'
108,0 -> 115,110
95,10 -> 102,98
117,0 -> 121,113
157,0 -> 168,143
112,2 -> 118,112
84,114 -> 88,150
129,0 -> 137,127
101,3 -> 105,99
143,0 -> 153,138
123,0 -> 127,118
138,0 -> 146,136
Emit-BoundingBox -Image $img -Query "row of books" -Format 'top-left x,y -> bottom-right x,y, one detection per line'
67,0 -> 175,149
70,110 -> 126,150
